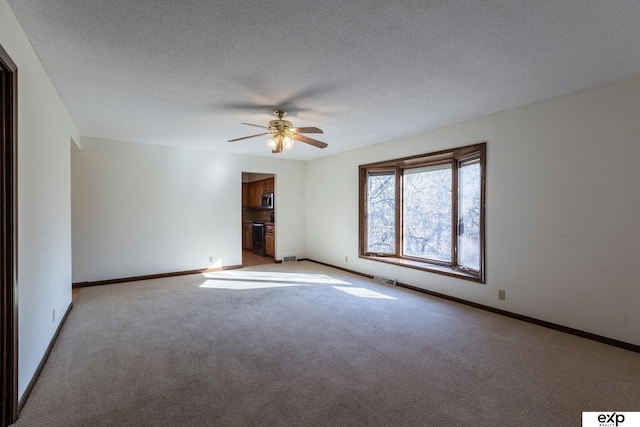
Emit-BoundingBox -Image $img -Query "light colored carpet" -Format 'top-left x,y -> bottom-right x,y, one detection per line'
12,261 -> 640,426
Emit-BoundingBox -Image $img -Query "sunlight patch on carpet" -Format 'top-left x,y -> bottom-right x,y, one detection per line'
201,270 -> 351,284
199,279 -> 307,290
332,286 -> 397,300
199,270 -> 352,290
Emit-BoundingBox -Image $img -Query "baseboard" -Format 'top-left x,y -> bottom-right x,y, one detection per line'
18,302 -> 73,412
72,264 -> 243,288
307,259 -> 640,354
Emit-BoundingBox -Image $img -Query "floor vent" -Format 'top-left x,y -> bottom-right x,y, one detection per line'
282,256 -> 297,263
373,275 -> 397,286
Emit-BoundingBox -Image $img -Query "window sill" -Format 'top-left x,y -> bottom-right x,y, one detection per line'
359,255 -> 484,283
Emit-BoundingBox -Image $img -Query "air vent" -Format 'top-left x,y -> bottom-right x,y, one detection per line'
373,275 -> 397,286
282,256 -> 297,263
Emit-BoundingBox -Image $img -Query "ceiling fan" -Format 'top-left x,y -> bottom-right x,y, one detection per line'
228,110 -> 327,153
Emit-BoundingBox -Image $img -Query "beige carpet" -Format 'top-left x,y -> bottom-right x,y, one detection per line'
12,261 -> 640,426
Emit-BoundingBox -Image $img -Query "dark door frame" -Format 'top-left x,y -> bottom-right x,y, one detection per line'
0,43 -> 18,427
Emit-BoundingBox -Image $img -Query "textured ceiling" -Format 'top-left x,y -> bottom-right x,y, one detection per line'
7,0 -> 640,160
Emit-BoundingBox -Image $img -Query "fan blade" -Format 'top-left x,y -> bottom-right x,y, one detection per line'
242,123 -> 269,129
292,134 -> 328,149
291,127 -> 323,134
228,132 -> 270,142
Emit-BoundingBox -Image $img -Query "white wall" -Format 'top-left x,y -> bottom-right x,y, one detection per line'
307,75 -> 640,346
1,0 -> 80,398
72,138 -> 307,282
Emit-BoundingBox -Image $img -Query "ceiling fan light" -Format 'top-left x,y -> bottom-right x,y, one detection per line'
266,137 -> 278,151
282,136 -> 294,151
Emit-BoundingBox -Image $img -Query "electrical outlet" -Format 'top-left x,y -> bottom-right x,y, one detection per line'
209,256 -> 214,263
498,290 -> 506,301
52,309 -> 55,322
345,256 -> 348,262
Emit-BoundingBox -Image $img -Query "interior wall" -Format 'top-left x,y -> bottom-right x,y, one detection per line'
72,138 -> 307,282
1,0 -> 80,398
306,74 -> 640,346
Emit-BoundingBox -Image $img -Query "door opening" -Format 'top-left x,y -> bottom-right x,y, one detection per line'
0,43 -> 19,427
241,172 -> 276,266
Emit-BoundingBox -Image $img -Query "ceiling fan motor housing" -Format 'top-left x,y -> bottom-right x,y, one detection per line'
268,119 -> 292,130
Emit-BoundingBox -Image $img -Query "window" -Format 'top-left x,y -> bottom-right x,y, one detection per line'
366,170 -> 396,254
359,143 -> 485,282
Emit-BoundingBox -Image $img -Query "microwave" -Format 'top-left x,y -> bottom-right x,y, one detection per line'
261,192 -> 274,209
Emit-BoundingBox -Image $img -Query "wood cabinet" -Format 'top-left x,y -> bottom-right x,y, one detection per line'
251,181 -> 263,208
242,183 -> 248,208
242,222 -> 252,250
265,224 -> 274,257
244,178 -> 274,208
246,180 -> 260,208
263,178 -> 274,193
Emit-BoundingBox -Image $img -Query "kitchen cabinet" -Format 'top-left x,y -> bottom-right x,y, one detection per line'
253,181 -> 263,207
242,183 -> 248,208
248,181 -> 262,208
242,222 -> 253,250
263,178 -> 274,193
246,184 -> 254,208
244,178 -> 274,208
265,224 -> 274,257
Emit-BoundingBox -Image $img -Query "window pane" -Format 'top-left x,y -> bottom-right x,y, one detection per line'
458,159 -> 481,270
366,171 -> 396,253
403,164 -> 452,262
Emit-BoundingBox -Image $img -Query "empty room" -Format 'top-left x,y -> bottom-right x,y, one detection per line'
1,1 -> 639,426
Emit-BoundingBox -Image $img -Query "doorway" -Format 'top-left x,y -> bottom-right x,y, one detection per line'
0,44 -> 19,427
241,172 -> 275,267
